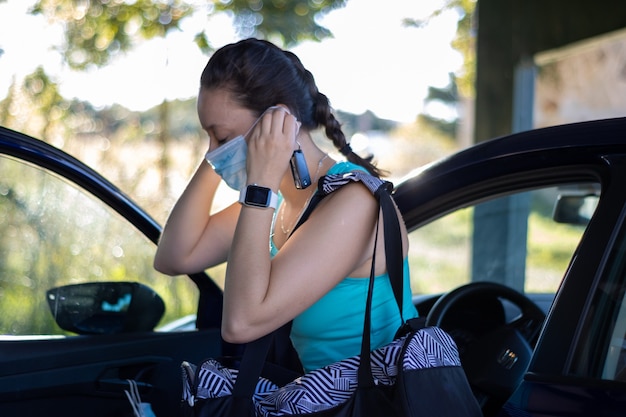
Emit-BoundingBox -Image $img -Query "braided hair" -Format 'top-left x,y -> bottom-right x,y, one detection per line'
200,38 -> 384,178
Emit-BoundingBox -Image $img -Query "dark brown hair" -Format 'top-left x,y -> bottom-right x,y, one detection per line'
200,38 -> 383,177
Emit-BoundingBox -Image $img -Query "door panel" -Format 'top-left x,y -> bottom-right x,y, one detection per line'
501,380 -> 626,416
0,330 -> 222,416
0,149 -> 219,416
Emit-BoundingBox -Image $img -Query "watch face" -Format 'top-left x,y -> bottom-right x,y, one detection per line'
245,186 -> 271,207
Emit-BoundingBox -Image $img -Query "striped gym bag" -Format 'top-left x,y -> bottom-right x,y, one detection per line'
181,172 -> 482,417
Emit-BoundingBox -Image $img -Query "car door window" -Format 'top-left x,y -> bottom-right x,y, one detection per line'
0,155 -> 198,336
602,280 -> 626,381
576,218 -> 626,382
407,183 -> 597,299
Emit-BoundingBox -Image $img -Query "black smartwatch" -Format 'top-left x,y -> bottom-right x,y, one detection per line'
239,184 -> 278,210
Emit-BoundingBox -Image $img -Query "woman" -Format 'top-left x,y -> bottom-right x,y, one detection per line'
154,38 -> 417,372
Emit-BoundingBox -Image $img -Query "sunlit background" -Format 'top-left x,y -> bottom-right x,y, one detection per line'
2,0 -> 626,335
0,0 -> 470,224
0,0 -> 462,122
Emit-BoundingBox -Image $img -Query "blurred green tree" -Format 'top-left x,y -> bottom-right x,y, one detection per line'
419,73 -> 458,138
31,0 -> 346,68
29,0 -> 347,193
405,0 -> 477,145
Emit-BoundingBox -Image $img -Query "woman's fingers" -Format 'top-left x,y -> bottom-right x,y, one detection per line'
254,106 -> 298,147
245,106 -> 300,186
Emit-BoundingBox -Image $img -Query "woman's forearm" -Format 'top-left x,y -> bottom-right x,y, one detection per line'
154,161 -> 229,274
221,203 -> 275,342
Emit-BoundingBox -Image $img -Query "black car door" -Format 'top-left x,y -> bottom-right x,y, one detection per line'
500,156 -> 626,416
0,129 -> 225,416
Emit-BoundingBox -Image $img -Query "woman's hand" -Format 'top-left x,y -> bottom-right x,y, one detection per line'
245,106 -> 300,190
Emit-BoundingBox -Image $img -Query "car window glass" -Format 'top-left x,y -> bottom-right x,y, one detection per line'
577,219 -> 626,382
407,183 -> 597,297
0,155 -> 198,337
602,283 -> 626,381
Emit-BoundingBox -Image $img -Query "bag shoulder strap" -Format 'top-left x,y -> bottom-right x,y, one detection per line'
293,171 -> 391,231
292,171 -> 404,315
231,171 -> 406,410
293,171 -> 406,388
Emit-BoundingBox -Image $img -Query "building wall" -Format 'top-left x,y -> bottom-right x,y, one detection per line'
534,27 -> 626,128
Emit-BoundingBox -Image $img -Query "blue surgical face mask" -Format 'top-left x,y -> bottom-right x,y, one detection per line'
204,106 -> 295,191
205,134 -> 248,191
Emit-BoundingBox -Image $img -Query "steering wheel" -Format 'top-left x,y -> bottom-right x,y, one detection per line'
425,282 -> 546,408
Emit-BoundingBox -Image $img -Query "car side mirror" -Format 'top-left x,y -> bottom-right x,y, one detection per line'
46,282 -> 165,335
553,194 -> 598,226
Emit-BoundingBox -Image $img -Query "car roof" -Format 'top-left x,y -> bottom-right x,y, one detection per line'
394,117 -> 626,230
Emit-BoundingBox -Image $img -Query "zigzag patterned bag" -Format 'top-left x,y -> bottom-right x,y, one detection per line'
181,172 -> 482,417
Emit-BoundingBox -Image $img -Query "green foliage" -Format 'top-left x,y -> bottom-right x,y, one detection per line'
30,0 -> 347,67
26,0 -> 350,205
407,187 -> 587,296
31,0 -> 194,69
526,211 -> 583,290
404,0 -> 477,127
408,207 -> 472,294
417,113 -> 456,138
406,0 -> 476,98
23,67 -> 63,109
213,0 -> 346,46
0,155 -> 198,335
13,67 -> 69,138
404,0 -> 478,142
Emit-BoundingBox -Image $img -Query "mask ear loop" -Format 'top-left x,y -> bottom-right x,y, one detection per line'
243,107 -> 300,153
243,106 -> 292,143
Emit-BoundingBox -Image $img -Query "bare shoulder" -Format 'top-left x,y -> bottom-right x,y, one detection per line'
314,177 -> 409,257
302,180 -> 379,238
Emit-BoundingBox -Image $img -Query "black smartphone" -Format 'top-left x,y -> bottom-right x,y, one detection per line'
289,149 -> 311,189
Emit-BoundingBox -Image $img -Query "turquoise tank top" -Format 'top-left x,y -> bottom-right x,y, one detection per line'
270,162 -> 418,372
